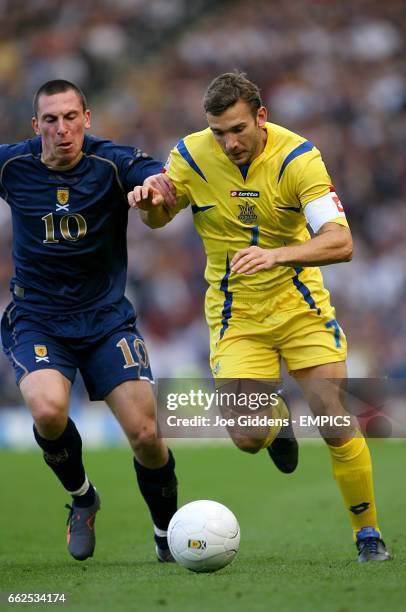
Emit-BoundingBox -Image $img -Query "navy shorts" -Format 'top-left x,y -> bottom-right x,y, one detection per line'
1,300 -> 153,401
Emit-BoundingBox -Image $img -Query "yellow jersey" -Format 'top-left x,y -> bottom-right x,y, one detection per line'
165,121 -> 347,295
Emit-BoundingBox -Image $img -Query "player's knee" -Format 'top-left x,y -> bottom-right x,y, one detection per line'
29,394 -> 67,432
127,421 -> 158,452
232,435 -> 263,454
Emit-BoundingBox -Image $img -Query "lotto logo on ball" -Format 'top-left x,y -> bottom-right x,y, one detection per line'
188,539 -> 207,550
168,499 -> 240,573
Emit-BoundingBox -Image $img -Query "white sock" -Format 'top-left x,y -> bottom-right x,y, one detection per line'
154,525 -> 168,538
68,475 -> 90,496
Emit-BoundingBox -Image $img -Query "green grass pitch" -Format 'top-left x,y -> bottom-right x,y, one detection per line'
1,441 -> 405,612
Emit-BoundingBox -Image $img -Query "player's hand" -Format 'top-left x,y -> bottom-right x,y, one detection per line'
128,173 -> 177,210
144,173 -> 177,207
231,246 -> 278,275
128,184 -> 165,210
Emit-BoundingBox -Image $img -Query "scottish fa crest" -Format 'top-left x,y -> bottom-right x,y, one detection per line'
238,203 -> 257,225
56,188 -> 70,212
34,344 -> 50,363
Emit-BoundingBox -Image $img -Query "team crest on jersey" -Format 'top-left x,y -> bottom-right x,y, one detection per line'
238,203 -> 257,225
34,345 -> 50,363
56,188 -> 70,211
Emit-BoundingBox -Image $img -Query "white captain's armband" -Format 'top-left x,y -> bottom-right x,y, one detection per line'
304,188 -> 346,233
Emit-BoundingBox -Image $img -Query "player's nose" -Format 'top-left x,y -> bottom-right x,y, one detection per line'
224,135 -> 239,152
56,119 -> 68,134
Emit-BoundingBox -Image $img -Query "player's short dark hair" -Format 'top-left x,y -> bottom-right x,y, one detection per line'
33,80 -> 87,116
203,72 -> 263,118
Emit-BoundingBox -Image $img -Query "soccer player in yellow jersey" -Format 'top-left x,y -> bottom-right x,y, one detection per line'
128,72 -> 390,562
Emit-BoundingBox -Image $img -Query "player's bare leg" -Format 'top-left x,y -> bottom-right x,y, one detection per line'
106,379 -> 167,467
106,380 -> 177,561
292,361 -> 390,562
20,369 -> 100,561
216,379 -> 298,473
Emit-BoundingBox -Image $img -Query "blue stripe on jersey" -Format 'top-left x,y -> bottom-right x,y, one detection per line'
325,318 -> 342,348
219,254 -> 233,340
250,225 -> 259,246
278,141 -> 315,183
177,139 -> 207,182
292,267 -> 321,315
191,204 -> 215,214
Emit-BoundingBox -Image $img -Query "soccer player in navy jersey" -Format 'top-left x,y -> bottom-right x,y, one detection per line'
0,80 -> 178,562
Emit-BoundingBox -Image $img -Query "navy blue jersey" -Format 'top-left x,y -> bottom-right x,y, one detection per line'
0,135 -> 162,314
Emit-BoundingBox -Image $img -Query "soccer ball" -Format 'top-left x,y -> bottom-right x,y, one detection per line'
167,500 -> 240,572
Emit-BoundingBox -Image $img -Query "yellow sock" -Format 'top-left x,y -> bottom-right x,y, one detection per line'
260,395 -> 290,449
328,436 -> 380,540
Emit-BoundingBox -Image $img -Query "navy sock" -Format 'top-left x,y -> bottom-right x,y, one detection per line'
155,534 -> 170,550
33,417 -> 94,505
133,449 -> 177,542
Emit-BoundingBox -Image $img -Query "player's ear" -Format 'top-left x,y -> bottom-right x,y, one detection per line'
84,110 -> 91,129
32,116 -> 40,135
257,106 -> 267,127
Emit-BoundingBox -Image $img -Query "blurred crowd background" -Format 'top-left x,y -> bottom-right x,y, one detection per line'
0,0 -> 405,411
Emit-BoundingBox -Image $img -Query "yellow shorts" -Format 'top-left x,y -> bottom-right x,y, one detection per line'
206,269 -> 347,378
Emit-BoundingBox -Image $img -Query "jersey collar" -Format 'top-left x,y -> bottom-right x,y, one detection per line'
40,151 -> 84,171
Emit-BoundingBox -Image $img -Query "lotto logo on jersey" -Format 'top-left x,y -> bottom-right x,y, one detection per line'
34,344 -> 50,363
230,190 -> 259,197
188,539 -> 207,550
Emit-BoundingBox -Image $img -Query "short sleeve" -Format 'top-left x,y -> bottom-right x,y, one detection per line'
294,147 -> 332,206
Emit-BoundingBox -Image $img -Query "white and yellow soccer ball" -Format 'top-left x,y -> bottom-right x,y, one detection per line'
167,500 -> 240,572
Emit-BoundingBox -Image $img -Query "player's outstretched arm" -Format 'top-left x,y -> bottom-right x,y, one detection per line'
231,223 -> 353,275
128,174 -> 177,228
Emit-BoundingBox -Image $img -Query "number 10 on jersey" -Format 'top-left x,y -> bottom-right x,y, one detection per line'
42,212 -> 87,243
